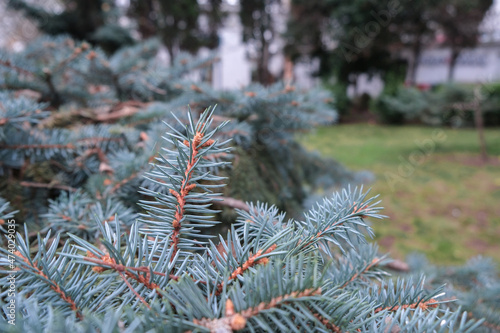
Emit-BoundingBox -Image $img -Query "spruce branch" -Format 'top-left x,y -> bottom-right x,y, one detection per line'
341,257 -> 383,288
0,230 -> 91,321
0,104 -> 489,332
168,129 -> 214,256
139,106 -> 231,256
0,58 -> 35,77
374,298 -> 439,313
194,288 -> 322,332
12,250 -> 83,319
83,251 -> 180,284
109,171 -> 141,193
215,243 -> 278,294
118,270 -> 151,309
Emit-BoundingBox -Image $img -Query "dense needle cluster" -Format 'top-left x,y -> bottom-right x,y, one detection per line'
0,108 -> 489,332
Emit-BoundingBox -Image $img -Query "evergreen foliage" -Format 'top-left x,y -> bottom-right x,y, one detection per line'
0,107 -> 490,332
1,33 -> 498,333
0,35 -> 354,226
7,0 -> 134,53
407,254 -> 500,332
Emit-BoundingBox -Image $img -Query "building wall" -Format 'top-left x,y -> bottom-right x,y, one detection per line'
212,4 -> 251,90
416,46 -> 500,85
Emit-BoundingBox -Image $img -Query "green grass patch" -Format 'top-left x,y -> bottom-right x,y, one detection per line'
302,124 -> 500,265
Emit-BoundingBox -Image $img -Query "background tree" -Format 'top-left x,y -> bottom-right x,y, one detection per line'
394,0 -> 439,85
285,0 -> 405,98
286,0 -> 493,88
431,0 -> 492,81
127,0 -> 223,60
239,0 -> 282,85
284,0 -> 330,75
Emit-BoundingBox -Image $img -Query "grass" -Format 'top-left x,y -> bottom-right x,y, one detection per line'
302,124 -> 500,265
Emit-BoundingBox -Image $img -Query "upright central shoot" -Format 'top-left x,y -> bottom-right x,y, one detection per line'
139,106 -> 231,258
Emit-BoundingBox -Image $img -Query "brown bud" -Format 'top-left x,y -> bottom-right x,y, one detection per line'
230,314 -> 247,330
140,131 -> 149,142
87,51 -> 97,60
99,162 -> 114,174
190,84 -> 203,93
225,298 -> 235,316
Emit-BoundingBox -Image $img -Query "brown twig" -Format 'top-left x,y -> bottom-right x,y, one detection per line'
83,253 -> 203,284
85,254 -> 168,279
213,196 -> 250,212
75,137 -> 122,145
94,101 -> 147,122
20,181 -> 77,192
118,270 -> 151,309
194,288 -> 321,332
84,252 -> 209,310
0,59 -> 35,77
168,132 -> 214,257
313,313 -> 343,333
384,259 -> 410,272
0,137 -> 122,151
109,172 -> 140,193
341,258 -> 381,289
216,244 -> 277,294
374,298 -> 438,313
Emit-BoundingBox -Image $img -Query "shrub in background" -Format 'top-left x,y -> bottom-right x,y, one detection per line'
481,83 -> 500,126
323,79 -> 352,118
371,86 -> 428,124
372,83 -> 500,127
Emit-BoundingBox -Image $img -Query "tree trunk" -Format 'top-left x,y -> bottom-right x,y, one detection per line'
473,87 -> 488,162
257,27 -> 272,85
407,33 -> 422,86
448,48 -> 460,82
351,74 -> 359,98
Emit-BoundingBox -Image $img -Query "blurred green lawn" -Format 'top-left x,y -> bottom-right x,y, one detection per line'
302,124 -> 500,264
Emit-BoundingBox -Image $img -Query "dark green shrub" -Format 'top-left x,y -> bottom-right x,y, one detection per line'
428,84 -> 475,127
481,83 -> 500,126
372,83 -> 500,127
371,87 -> 428,124
324,81 -> 352,117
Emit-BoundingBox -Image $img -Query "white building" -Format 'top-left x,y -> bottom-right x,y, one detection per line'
415,44 -> 500,85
